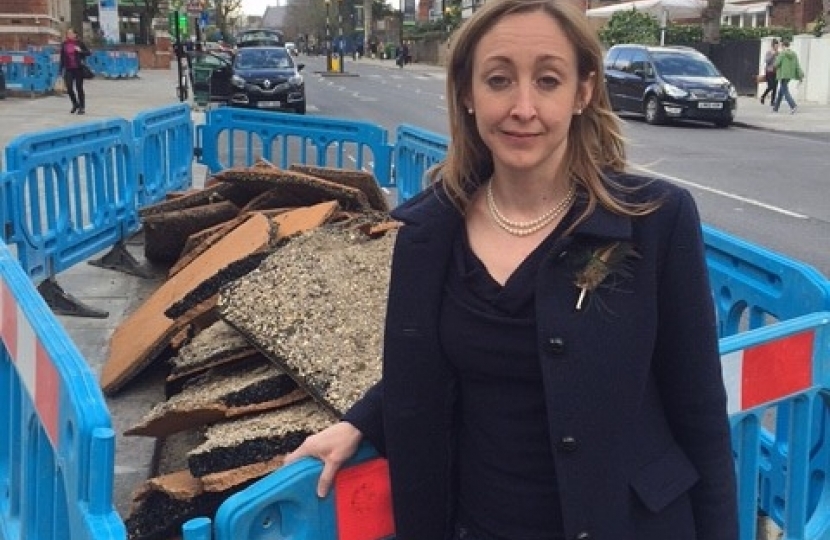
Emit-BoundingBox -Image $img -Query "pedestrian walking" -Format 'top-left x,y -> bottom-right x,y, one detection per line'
772,39 -> 804,114
760,38 -> 779,105
285,0 -> 738,539
59,28 -> 91,115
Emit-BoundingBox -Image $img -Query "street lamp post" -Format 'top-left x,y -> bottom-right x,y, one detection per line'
171,0 -> 187,102
337,0 -> 345,73
325,0 -> 332,72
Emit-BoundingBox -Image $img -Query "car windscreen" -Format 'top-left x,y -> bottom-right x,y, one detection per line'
652,53 -> 721,77
235,49 -> 293,70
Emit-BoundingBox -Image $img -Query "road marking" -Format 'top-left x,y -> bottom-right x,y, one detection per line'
633,165 -> 809,219
350,92 -> 378,102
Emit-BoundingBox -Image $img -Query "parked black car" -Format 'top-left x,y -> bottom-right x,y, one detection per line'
228,46 -> 306,114
604,44 -> 738,128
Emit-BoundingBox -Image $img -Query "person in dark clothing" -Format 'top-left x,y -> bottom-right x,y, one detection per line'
760,39 -> 779,105
59,28 -> 91,115
285,1 -> 739,539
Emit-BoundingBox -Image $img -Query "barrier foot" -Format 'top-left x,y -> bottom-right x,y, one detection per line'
38,278 -> 109,319
126,226 -> 145,246
88,241 -> 157,279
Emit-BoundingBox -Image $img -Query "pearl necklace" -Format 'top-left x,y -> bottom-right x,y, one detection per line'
486,181 -> 576,237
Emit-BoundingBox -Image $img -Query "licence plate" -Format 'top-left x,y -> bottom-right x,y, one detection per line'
258,101 -> 282,108
698,102 -> 723,109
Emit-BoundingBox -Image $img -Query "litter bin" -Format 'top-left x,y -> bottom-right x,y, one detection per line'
331,56 -> 340,72
191,64 -> 214,107
0,65 -> 6,99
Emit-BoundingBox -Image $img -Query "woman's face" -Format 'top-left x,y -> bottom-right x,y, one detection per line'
67,29 -> 76,39
465,10 -> 594,180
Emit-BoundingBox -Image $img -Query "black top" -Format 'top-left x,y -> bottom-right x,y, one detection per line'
440,229 -> 565,540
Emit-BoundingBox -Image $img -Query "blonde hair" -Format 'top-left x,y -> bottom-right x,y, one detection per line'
431,0 -> 658,222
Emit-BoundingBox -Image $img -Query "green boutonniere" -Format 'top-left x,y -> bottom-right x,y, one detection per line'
574,241 -> 640,311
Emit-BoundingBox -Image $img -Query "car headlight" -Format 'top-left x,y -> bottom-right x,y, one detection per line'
231,74 -> 246,88
728,84 -> 738,98
663,83 -> 689,98
289,74 -> 304,86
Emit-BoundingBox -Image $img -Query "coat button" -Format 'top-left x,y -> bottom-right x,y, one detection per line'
574,532 -> 591,540
559,436 -> 579,452
546,337 -> 566,354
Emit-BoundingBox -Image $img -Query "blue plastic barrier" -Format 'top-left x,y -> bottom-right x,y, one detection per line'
702,225 -> 830,540
0,172 -> 10,244
181,444 -> 392,540
132,103 -> 194,208
0,51 -> 59,94
724,313 -> 830,540
196,108 -> 394,188
87,51 -> 139,79
704,224 -> 830,335
4,119 -> 140,282
0,238 -> 126,540
393,124 -> 448,203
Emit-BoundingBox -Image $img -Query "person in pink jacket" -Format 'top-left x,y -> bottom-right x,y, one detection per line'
59,28 -> 91,115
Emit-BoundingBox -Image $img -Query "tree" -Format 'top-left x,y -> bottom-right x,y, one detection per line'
211,0 -> 243,40
138,0 -> 162,44
700,0 -> 724,43
70,0 -> 85,34
598,9 -> 660,46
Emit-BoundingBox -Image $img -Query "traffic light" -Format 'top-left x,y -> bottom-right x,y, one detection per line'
168,11 -> 189,36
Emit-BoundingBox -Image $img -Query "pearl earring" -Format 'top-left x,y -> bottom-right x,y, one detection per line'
468,108 -> 474,114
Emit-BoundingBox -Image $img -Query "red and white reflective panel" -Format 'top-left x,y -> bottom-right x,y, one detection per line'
0,279 -> 61,447
721,330 -> 814,414
334,458 -> 395,540
0,54 -> 35,64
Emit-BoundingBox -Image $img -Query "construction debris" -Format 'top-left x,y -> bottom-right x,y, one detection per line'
112,160 -> 399,540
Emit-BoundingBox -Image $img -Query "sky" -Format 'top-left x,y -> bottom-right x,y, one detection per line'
240,0 -> 279,16
239,0 -> 401,16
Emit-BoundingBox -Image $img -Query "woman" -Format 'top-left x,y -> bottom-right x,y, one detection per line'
286,1 -> 738,539
760,39 -> 778,106
59,28 -> 91,115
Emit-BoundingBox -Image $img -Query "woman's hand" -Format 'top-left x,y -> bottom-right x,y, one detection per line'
284,421 -> 363,498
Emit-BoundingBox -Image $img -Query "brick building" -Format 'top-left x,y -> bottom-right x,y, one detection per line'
0,0 -> 70,49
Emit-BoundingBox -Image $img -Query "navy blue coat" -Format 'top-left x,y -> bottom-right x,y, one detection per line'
344,173 -> 738,540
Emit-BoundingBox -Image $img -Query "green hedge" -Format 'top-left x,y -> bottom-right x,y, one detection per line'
598,9 -> 795,46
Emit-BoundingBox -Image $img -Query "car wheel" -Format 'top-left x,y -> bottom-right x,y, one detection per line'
294,102 -> 306,114
713,118 -> 732,128
644,96 -> 665,125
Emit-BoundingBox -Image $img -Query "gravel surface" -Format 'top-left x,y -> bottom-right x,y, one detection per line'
218,226 -> 396,416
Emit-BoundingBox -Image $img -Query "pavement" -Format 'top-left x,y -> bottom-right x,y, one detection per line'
1,59 -> 829,524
